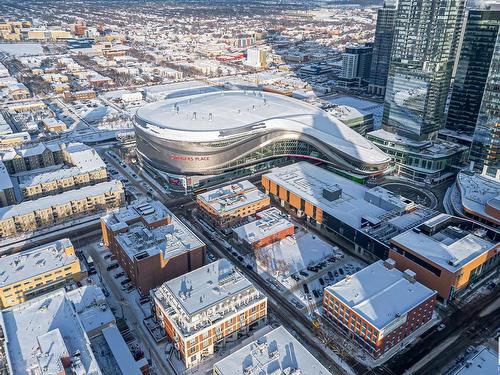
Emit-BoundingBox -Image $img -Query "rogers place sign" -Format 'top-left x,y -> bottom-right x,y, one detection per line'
170,154 -> 209,161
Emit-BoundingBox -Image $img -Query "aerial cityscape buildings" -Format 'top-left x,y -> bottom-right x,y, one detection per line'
0,1 -> 497,375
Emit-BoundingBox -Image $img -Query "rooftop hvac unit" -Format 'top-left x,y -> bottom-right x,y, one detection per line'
322,186 -> 342,202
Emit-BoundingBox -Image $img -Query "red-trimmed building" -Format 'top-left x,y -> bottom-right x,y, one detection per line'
323,259 -> 436,357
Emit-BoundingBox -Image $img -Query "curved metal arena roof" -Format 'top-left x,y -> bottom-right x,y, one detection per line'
134,90 -> 390,169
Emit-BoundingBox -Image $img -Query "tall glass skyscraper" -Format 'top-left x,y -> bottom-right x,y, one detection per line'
368,0 -> 397,96
470,32 -> 500,175
382,0 -> 465,141
446,9 -> 500,135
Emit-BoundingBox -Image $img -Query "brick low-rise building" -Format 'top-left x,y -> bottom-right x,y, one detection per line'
233,207 -> 295,250
197,180 -> 270,232
323,259 -> 436,358
389,214 -> 499,300
101,200 -> 205,295
152,259 -> 268,368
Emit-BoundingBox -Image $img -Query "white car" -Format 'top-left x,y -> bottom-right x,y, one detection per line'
437,323 -> 446,332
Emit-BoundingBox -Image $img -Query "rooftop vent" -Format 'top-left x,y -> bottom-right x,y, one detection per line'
384,258 -> 396,270
403,269 -> 416,283
322,186 -> 342,202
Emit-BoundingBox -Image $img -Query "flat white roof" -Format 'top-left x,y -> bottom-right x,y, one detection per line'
264,162 -> 405,229
451,346 -> 498,375
0,238 -> 77,288
116,214 -> 205,260
391,214 -> 497,273
135,91 -> 389,165
213,326 -> 331,375
0,161 -> 13,190
326,260 -> 436,331
1,288 -> 103,374
198,180 -> 268,214
102,326 -> 143,375
0,180 -> 122,221
160,259 -> 254,316
457,171 -> 500,226
233,207 -> 294,244
16,144 -> 106,188
66,285 -> 115,336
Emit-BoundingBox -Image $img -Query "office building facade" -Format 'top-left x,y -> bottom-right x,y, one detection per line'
445,9 -> 500,136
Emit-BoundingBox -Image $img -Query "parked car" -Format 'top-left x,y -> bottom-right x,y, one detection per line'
319,278 -> 325,286
437,324 -> 446,332
114,272 -> 124,279
106,263 -> 119,271
104,253 -> 112,260
339,268 -> 344,276
327,271 -> 333,278
302,283 -> 309,294
120,278 -> 131,286
312,290 -> 319,298
299,271 -> 309,277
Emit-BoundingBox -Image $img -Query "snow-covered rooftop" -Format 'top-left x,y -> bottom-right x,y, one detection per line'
0,161 -> 13,190
451,346 -> 498,375
233,207 -> 294,244
135,91 -> 390,165
368,129 -> 468,157
158,259 -> 255,316
198,180 -> 268,214
326,260 -> 436,332
103,200 -> 204,259
213,326 -> 331,375
116,213 -> 204,260
0,180 -> 123,221
16,143 -> 106,188
1,287 -> 104,375
391,214 -> 497,273
0,238 -> 78,288
102,326 -> 144,375
65,285 -> 115,336
456,171 -> 500,226
264,162 -> 413,230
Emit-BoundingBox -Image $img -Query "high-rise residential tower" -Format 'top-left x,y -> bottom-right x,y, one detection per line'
445,9 -> 500,135
339,43 -> 373,87
381,0 -> 466,141
368,0 -> 397,96
469,32 -> 500,176
367,0 -> 469,184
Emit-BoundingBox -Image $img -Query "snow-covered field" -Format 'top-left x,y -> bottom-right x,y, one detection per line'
0,43 -> 44,56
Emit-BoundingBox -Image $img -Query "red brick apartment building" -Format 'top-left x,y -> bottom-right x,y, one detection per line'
196,180 -> 270,231
323,259 -> 436,357
232,207 -> 295,250
152,259 -> 267,368
101,200 -> 205,294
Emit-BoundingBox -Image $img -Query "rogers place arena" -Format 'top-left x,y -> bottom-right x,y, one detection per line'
134,91 -> 390,190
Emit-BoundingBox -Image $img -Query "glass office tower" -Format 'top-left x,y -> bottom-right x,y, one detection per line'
382,0 -> 465,141
368,1 -> 397,96
446,9 -> 500,135
470,32 -> 500,176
